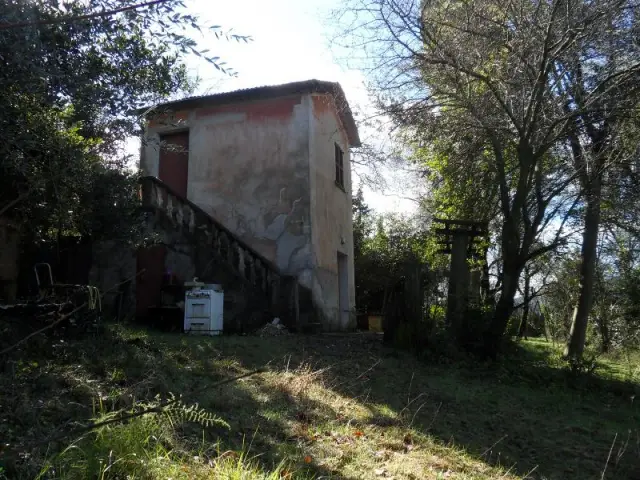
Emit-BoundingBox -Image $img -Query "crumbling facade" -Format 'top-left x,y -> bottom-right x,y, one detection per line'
139,80 -> 360,331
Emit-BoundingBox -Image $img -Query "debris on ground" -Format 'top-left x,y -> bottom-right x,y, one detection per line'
256,318 -> 289,336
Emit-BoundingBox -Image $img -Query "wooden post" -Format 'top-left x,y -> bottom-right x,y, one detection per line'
446,232 -> 470,330
434,218 -> 488,339
469,250 -> 481,308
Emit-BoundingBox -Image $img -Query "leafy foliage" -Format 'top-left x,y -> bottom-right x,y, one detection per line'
543,231 -> 640,356
162,393 -> 230,429
39,394 -> 283,480
337,0 -> 640,358
353,194 -> 428,314
0,0 -> 246,245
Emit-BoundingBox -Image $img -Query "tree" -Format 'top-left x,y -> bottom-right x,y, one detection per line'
559,7 -> 640,359
517,264 -> 533,340
412,134 -> 502,314
0,0 -> 246,241
335,0 -> 639,357
514,249 -> 559,340
542,254 -> 582,343
354,211 -> 427,313
352,186 -> 374,313
353,186 -> 373,260
592,227 -> 640,353
0,0 -> 249,302
359,214 -> 430,346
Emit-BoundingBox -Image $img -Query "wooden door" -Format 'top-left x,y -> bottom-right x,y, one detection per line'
158,131 -> 189,198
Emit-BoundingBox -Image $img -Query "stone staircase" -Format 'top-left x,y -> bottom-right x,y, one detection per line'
139,176 -> 304,332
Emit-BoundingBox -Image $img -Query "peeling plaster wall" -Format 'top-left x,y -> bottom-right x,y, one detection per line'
141,93 -> 356,331
309,95 -> 356,330
141,95 -> 314,286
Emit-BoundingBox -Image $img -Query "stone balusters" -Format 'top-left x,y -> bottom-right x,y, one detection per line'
219,232 -> 230,260
140,176 -> 281,299
235,245 -> 244,278
245,254 -> 255,286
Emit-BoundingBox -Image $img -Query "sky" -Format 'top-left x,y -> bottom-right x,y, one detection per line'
166,0 -> 420,215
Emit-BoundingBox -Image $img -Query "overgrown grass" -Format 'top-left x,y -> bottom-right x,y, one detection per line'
514,336 -> 640,387
39,409 -> 295,480
0,325 -> 638,479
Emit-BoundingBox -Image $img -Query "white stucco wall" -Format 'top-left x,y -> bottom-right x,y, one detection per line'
141,93 -> 356,330
141,95 -> 314,281
308,94 -> 356,330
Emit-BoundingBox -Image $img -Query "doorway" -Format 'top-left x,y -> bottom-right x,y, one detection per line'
158,130 -> 189,198
136,244 -> 166,317
337,252 -> 349,327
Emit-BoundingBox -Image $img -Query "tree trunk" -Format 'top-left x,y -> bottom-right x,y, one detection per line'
542,314 -> 549,341
0,217 -> 20,303
518,275 -> 531,340
598,317 -> 610,353
565,176 -> 602,359
485,263 -> 521,358
480,248 -> 493,309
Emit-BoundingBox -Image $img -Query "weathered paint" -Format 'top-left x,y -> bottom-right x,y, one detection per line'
142,95 -> 312,273
148,110 -> 189,129
141,93 -> 355,330
309,94 -> 356,330
158,131 -> 189,197
195,96 -> 301,121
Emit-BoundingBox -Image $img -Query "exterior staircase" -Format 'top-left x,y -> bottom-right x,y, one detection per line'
138,176 -> 307,332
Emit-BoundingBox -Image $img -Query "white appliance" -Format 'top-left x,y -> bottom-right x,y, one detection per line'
184,288 -> 223,335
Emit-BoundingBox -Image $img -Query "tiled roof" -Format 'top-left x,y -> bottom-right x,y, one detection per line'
139,79 -> 361,147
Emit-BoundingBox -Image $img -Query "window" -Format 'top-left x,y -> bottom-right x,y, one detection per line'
335,143 -> 345,190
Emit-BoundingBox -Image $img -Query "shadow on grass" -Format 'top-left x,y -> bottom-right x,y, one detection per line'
501,337 -> 640,396
1,325 -> 638,479
187,332 -> 640,480
0,324 -> 351,479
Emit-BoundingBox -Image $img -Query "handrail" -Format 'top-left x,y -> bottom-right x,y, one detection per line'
139,175 -> 282,276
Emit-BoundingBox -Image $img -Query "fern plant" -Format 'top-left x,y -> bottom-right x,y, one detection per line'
39,393 -> 230,479
161,393 -> 230,429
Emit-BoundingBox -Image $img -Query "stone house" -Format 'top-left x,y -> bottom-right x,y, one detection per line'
136,80 -> 360,331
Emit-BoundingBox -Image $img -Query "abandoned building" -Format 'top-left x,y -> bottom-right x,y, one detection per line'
123,80 -> 360,332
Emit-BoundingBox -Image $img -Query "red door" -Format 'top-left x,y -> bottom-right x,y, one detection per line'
158,131 -> 189,198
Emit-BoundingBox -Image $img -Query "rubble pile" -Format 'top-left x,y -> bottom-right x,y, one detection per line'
256,318 -> 289,337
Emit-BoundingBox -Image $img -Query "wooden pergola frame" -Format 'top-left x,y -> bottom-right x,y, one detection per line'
433,218 -> 489,331
434,218 -> 488,255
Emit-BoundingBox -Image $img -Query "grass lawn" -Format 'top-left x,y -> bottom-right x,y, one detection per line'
0,325 -> 638,479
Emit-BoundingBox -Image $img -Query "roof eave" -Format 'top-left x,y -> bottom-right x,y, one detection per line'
134,79 -> 361,147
